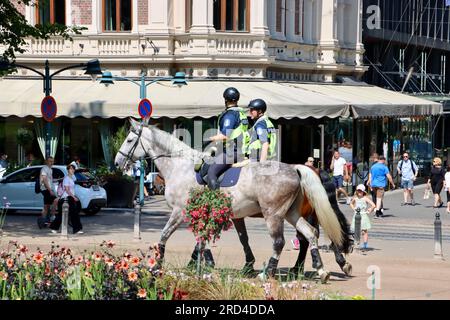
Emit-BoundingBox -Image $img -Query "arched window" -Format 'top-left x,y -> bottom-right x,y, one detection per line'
35,0 -> 66,25
103,0 -> 132,32
213,0 -> 250,32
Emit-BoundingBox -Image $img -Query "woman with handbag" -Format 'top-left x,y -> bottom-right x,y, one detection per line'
428,158 -> 445,208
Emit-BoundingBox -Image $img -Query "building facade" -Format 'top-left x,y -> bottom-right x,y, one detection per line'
362,0 -> 450,176
1,0 -> 367,170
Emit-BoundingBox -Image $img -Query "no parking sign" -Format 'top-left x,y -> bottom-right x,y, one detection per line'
138,98 -> 153,119
41,96 -> 57,122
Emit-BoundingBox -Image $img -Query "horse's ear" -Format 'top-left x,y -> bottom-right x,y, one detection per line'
129,117 -> 139,130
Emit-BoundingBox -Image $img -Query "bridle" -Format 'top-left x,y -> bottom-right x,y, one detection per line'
117,123 -> 201,170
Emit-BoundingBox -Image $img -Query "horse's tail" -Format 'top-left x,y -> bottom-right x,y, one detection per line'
317,169 -> 352,254
294,165 -> 346,251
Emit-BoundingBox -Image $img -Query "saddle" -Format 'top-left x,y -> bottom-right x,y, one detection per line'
195,159 -> 250,188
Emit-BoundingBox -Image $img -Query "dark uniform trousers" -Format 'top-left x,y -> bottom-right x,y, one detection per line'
50,196 -> 83,234
207,151 -> 238,190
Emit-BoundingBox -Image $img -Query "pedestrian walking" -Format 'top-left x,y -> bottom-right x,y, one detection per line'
70,155 -> 82,170
397,152 -> 418,206
444,165 -> 450,214
38,156 -> 58,228
428,157 -> 445,208
350,184 -> 376,250
50,164 -> 83,234
330,150 -> 351,204
367,156 -> 395,218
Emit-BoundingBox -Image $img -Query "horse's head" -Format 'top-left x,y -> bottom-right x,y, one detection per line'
114,118 -> 151,170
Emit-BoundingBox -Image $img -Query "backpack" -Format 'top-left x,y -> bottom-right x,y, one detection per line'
399,160 -> 416,175
57,180 -> 64,197
34,176 -> 41,194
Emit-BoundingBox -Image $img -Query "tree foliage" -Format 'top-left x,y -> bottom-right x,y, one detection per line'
0,0 -> 85,64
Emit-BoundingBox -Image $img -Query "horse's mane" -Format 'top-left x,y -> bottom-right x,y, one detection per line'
146,125 -> 206,161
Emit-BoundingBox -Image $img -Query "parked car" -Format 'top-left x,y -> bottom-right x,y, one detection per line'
0,165 -> 107,215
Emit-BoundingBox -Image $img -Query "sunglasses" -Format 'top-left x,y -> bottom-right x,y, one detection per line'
403,156 -> 408,158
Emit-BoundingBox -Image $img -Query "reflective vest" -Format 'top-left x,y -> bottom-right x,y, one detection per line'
217,107 -> 250,154
247,116 -> 277,159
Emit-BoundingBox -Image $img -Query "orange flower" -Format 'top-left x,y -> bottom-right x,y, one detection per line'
128,271 -> 138,282
32,253 -> 44,265
17,245 -> 28,255
6,258 -> 14,269
120,260 -> 129,271
0,272 -> 7,281
147,257 -> 156,268
93,252 -> 103,261
130,257 -> 140,266
104,257 -> 114,267
137,288 -> 147,299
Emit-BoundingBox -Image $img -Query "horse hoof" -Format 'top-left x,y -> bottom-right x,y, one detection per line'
342,263 -> 352,276
318,269 -> 330,284
241,265 -> 255,276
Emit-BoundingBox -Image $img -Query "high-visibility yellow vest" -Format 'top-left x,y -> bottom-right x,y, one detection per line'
247,116 -> 277,159
217,107 -> 250,154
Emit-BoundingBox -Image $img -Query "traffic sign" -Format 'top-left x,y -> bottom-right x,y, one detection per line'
138,98 -> 153,119
41,96 -> 57,122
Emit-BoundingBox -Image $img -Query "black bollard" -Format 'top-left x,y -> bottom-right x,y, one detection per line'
434,212 -> 444,260
354,208 -> 361,246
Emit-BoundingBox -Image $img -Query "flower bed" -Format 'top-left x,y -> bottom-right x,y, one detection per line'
0,241 -> 174,300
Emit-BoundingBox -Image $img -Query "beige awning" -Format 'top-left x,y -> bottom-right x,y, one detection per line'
282,82 -> 442,118
0,79 -> 440,119
0,79 -> 349,119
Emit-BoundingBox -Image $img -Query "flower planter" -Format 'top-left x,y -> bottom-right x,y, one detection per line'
103,179 -> 137,208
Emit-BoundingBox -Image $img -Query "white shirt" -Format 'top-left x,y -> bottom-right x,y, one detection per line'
332,157 -> 347,176
40,165 -> 53,191
445,172 -> 450,191
61,175 -> 75,199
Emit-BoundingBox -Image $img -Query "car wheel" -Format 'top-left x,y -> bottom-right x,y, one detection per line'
82,207 -> 101,216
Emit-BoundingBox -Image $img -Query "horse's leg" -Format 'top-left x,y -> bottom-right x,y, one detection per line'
262,215 -> 286,278
187,242 -> 215,269
290,231 -> 309,277
158,207 -> 184,263
330,242 -> 352,276
233,218 -> 256,274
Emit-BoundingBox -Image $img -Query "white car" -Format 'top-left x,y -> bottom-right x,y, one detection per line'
0,165 -> 107,215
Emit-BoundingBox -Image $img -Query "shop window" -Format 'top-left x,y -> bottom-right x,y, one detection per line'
103,0 -> 132,32
213,0 -> 250,32
35,0 -> 66,25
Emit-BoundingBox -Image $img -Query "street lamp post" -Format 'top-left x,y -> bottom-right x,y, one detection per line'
0,58 -> 103,158
99,71 -> 187,205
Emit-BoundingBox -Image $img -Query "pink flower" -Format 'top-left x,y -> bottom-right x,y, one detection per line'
147,257 -> 156,268
137,288 -> 147,298
128,271 -> 138,282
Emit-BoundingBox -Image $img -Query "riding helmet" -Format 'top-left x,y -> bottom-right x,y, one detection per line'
223,87 -> 240,102
247,98 -> 267,113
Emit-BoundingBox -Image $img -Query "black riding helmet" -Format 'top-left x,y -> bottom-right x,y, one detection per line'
223,87 -> 240,102
247,98 -> 267,113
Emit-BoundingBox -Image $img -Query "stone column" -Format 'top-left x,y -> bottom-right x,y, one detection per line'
268,0 -> 278,36
91,0 -> 100,34
66,0 -> 72,26
251,0 -> 270,35
286,0 -> 296,41
318,0 -> 337,64
303,0 -> 312,43
132,0 -> 139,33
147,0 -> 172,34
190,0 -> 214,34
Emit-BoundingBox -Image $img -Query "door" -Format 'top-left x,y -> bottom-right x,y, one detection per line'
0,168 -> 41,209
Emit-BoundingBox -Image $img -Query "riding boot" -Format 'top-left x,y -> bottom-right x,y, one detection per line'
207,177 -> 220,190
203,249 -> 215,269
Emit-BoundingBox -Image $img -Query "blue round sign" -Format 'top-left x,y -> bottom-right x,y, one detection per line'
138,98 -> 153,119
41,96 -> 57,122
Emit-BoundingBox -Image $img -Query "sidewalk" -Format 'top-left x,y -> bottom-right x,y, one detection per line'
1,187 -> 450,299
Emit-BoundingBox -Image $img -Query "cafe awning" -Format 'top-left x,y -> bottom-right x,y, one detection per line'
281,82 -> 442,118
0,78 -> 441,119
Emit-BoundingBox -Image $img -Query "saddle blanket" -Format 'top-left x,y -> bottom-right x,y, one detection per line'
195,167 -> 242,188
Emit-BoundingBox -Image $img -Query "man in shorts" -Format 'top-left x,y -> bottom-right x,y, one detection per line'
330,150 -> 351,204
397,152 -> 418,206
38,157 -> 57,228
368,156 -> 395,218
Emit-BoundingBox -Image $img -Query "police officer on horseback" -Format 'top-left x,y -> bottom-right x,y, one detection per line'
207,87 -> 249,190
246,98 -> 277,162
